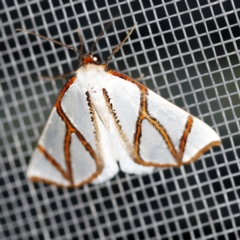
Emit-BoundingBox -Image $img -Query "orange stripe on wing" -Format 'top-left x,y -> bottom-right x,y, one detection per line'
178,115 -> 193,162
37,144 -> 70,181
185,141 -> 221,165
63,128 -> 73,185
107,69 -> 147,92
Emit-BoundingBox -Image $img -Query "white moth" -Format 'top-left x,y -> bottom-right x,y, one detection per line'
17,24 -> 221,188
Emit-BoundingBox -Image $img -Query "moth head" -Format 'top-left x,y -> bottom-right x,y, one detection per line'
82,54 -> 101,65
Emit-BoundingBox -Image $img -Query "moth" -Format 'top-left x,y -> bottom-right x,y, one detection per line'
17,23 -> 221,187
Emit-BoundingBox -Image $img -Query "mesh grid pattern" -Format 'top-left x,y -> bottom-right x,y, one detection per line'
1,1 -> 240,239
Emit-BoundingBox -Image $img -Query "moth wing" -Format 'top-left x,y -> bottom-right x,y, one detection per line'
27,76 -> 119,187
102,71 -> 220,168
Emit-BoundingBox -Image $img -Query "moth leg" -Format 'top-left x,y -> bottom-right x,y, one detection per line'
38,70 -> 75,81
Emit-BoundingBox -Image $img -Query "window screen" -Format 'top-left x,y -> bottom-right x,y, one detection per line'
1,1 -> 239,240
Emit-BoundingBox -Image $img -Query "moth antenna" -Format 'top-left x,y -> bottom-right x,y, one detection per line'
77,28 -> 84,53
90,16 -> 119,54
77,28 -> 84,65
105,22 -> 137,65
16,28 -> 82,56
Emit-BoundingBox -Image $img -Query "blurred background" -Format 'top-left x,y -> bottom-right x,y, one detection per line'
0,1 -> 239,239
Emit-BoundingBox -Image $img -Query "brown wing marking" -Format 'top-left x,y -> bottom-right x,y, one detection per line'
85,91 -> 105,167
178,115 -> 193,161
107,69 -> 220,167
102,88 -> 133,157
133,88 -> 182,166
32,76 -> 103,187
37,144 -> 69,180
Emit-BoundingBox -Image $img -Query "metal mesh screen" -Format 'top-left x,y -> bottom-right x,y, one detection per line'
1,1 -> 240,239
